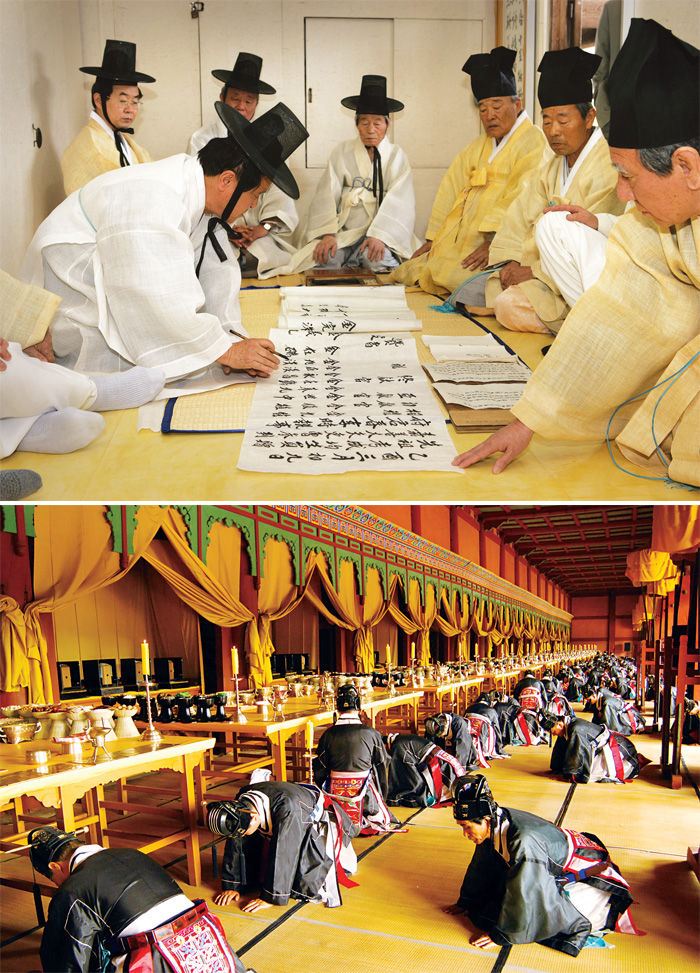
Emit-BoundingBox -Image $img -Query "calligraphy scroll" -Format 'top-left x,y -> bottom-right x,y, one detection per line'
238,330 -> 463,475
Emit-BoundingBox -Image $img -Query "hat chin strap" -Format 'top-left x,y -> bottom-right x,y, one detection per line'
99,92 -> 134,167
195,180 -> 246,279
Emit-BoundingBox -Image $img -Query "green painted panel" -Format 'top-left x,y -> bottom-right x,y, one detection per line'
338,551 -> 362,596
302,537 -> 336,587
259,525 -> 302,585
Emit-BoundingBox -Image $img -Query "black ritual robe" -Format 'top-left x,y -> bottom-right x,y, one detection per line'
465,701 -> 506,754
386,734 -> 464,806
493,698 -> 521,746
40,848 -> 232,973
550,718 -> 640,783
595,690 -> 644,735
512,674 -> 548,704
221,781 -> 358,906
457,807 -> 633,956
313,715 -> 396,825
425,713 -> 479,769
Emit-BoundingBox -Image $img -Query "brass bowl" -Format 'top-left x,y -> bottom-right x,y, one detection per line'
26,749 -> 51,765
2,719 -> 39,744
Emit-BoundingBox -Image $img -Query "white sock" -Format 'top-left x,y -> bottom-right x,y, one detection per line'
89,367 -> 166,412
17,408 -> 105,454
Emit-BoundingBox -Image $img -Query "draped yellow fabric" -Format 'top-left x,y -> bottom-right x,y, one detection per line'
1,597 -> 33,694
651,506 -> 700,555
19,505 -> 167,702
625,550 -> 679,588
255,538 -> 307,688
408,581 -> 438,665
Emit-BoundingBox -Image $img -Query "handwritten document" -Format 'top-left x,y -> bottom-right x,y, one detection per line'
422,333 -> 514,362
433,382 -> 527,410
279,285 -> 419,333
238,330 -> 462,475
424,361 -> 531,383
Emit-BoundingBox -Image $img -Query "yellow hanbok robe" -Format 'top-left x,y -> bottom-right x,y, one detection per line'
512,210 -> 700,487
485,128 -> 625,329
61,117 -> 153,196
390,114 -> 548,297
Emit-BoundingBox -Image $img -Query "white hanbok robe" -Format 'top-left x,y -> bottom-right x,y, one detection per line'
20,155 -> 240,383
291,135 -> 420,273
188,118 -> 300,278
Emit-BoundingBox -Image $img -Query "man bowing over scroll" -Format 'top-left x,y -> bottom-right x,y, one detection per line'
21,103 -> 308,390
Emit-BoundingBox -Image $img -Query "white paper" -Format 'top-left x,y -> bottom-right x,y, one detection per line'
431,344 -> 514,362
424,361 -> 531,383
280,285 -> 407,300
238,330 -> 463,475
278,315 -> 421,333
433,382 -> 527,409
422,334 -> 501,348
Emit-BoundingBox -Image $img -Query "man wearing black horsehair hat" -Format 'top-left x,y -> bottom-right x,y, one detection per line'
291,75 -> 419,273
187,52 -> 299,280
444,775 -> 642,955
27,825 -> 251,972
62,40 -> 155,196
392,47 -> 546,298
482,46 -> 624,333
454,19 -> 699,488
21,102 -> 308,393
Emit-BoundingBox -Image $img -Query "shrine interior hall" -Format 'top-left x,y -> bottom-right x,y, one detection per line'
1,503 -> 698,973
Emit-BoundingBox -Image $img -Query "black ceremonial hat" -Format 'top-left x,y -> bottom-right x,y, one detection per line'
28,827 -> 81,878
215,101 -> 308,200
607,18 -> 700,149
79,39 -> 155,84
463,47 -> 518,101
341,75 -> 404,114
212,52 -> 276,95
206,800 -> 253,838
452,775 -> 496,821
537,47 -> 600,109
336,683 -> 362,711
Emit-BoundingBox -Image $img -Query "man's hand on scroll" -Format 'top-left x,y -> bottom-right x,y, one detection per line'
452,419 -> 534,474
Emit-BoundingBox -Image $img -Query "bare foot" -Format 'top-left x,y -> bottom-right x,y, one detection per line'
213,890 -> 240,907
443,902 -> 466,915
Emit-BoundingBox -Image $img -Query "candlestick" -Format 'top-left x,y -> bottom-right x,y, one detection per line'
306,720 -> 314,782
231,668 -> 247,724
141,640 -> 150,680
140,666 -> 161,744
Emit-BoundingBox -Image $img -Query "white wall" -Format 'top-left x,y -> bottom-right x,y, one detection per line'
0,0 -> 84,276
1,0 -> 495,274
632,0 -> 700,45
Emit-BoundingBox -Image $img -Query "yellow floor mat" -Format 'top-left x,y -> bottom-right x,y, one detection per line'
4,285 -> 694,500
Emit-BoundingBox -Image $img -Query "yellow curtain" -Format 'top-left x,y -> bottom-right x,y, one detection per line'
652,505 -> 700,555
407,580 -> 438,665
15,506 -> 167,702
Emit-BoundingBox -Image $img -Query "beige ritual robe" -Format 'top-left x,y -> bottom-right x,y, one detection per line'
391,113 -> 548,297
61,117 -> 153,196
512,210 -> 700,487
486,128 -> 625,330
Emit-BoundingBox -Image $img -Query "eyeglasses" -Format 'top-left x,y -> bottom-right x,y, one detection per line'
108,98 -> 142,110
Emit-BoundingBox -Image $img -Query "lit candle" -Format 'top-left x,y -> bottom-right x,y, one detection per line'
232,646 -> 239,676
141,640 -> 150,678
305,720 -> 314,751
411,641 -> 415,660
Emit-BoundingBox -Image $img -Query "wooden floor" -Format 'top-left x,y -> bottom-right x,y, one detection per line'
1,708 -> 698,973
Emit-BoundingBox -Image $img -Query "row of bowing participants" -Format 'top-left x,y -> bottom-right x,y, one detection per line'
2,18 -> 698,498
29,667 -> 649,971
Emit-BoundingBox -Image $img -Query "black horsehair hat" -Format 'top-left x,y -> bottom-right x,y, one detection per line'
79,40 -> 155,84
206,799 -> 253,838
341,75 -> 404,114
212,52 -> 276,95
537,47 -> 600,109
215,101 -> 308,200
607,18 -> 700,149
337,683 -> 362,711
463,47 -> 518,101
452,775 -> 496,821
29,826 -> 83,878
